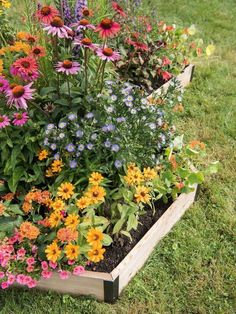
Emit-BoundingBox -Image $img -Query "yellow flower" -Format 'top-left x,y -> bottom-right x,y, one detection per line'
88,245 -> 106,263
10,41 -> 31,54
16,31 -> 28,41
124,169 -> 143,186
85,186 -> 106,205
135,186 -> 151,203
38,149 -> 49,161
49,212 -> 62,228
0,202 -> 5,216
127,163 -> 139,172
89,172 -> 104,186
143,167 -> 158,181
0,59 -> 3,74
45,168 -> 54,177
64,243 -> 80,260
0,0 -> 11,9
76,196 -> 91,210
45,242 -> 61,263
57,182 -> 74,200
51,159 -> 64,173
87,228 -> 104,248
65,214 -> 79,230
0,47 -> 7,56
51,199 -> 65,212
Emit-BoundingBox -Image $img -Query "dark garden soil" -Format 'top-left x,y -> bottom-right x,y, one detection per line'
86,198 -> 173,273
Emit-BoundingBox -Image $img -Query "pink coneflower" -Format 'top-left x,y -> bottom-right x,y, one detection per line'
127,39 -> 149,51
73,37 -> 98,51
30,46 -> 46,58
26,34 -> 38,45
56,60 -> 80,75
10,66 -> 39,82
81,7 -> 93,18
43,17 -> 72,38
96,18 -> 121,38
112,2 -> 127,17
36,5 -> 59,24
96,47 -> 121,62
0,76 -> 9,93
12,112 -> 29,126
71,19 -> 95,31
0,115 -> 10,129
6,83 -> 35,110
11,56 -> 39,81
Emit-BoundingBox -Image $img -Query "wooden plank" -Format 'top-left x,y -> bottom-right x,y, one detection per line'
111,185 -> 197,293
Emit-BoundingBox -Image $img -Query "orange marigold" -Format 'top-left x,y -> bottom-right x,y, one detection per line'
19,222 -> 40,240
57,227 -> 79,242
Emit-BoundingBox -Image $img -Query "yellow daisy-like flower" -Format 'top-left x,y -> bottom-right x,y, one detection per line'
88,245 -> 106,263
45,242 -> 61,263
16,31 -> 28,41
0,59 -> 3,74
85,186 -> 106,205
89,172 -> 104,186
51,159 -> 64,173
65,213 -> 79,231
135,186 -> 151,204
0,0 -> 11,9
57,182 -> 74,200
87,228 -> 104,248
143,167 -> 158,181
49,212 -> 62,228
10,41 -> 31,54
38,149 -> 49,161
127,163 -> 140,172
51,199 -> 65,212
64,242 -> 80,261
124,169 -> 143,186
0,47 -> 7,56
76,196 -> 91,210
45,168 -> 54,178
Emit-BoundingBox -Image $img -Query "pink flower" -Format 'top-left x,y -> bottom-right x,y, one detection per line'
17,247 -> 26,259
43,17 -> 72,38
31,245 -> 38,254
26,265 -> 34,273
41,261 -> 48,271
112,2 -> 127,17
26,257 -> 35,265
96,18 -> 121,38
36,5 -> 59,24
162,57 -> 172,66
1,281 -> 9,289
0,115 -> 10,129
6,83 -> 35,110
7,274 -> 16,285
127,39 -> 149,51
41,270 -> 52,279
11,56 -> 39,81
10,66 -> 39,81
59,270 -> 70,280
0,271 -> 5,279
96,47 -> 120,62
73,266 -> 85,276
68,260 -> 75,266
27,279 -> 37,288
16,274 -> 25,284
162,71 -> 172,81
0,76 -> 9,92
73,37 -> 98,51
49,261 -> 57,269
12,112 -> 29,126
71,19 -> 95,31
56,60 -> 80,75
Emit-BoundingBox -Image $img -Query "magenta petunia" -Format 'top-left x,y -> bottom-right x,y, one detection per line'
0,115 -> 10,129
56,60 -> 80,75
12,112 -> 29,126
96,47 -> 121,62
0,76 -> 9,93
43,16 -> 72,38
6,83 -> 35,110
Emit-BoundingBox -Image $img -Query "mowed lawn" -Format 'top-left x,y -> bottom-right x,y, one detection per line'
1,0 -> 236,313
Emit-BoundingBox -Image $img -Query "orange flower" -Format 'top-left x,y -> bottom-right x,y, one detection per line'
85,186 -> 106,205
65,214 -> 79,231
57,227 -> 78,242
1,193 -> 15,201
38,149 -> 48,161
170,155 -> 178,170
19,222 -> 40,240
51,159 -> 64,173
22,201 -> 32,213
0,202 -> 5,216
51,199 -> 65,212
49,212 -> 62,228
76,196 -> 91,210
189,140 -> 205,150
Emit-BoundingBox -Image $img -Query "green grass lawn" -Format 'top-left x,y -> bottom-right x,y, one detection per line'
1,0 -> 236,313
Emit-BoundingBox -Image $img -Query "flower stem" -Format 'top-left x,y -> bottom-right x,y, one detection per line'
84,48 -> 88,94
99,61 -> 107,93
67,76 -> 71,99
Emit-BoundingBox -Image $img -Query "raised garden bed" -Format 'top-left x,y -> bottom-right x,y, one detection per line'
36,185 -> 198,302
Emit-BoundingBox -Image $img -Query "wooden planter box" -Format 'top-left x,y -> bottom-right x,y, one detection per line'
36,185 -> 198,302
21,64 -> 196,302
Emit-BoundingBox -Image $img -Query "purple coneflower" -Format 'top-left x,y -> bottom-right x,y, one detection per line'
96,47 -> 120,62
0,76 -> 9,93
56,60 -> 80,75
0,115 -> 10,129
71,19 -> 95,31
6,83 -> 35,110
12,112 -> 29,126
43,16 -> 72,38
73,37 -> 97,51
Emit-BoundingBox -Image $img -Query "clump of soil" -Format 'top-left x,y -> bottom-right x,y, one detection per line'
86,198 -> 173,273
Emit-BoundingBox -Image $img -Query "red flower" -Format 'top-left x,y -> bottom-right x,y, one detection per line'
36,5 -> 59,24
96,18 -> 121,38
12,56 -> 38,75
112,2 -> 127,17
162,57 -> 172,66
162,71 -> 172,81
127,39 -> 149,51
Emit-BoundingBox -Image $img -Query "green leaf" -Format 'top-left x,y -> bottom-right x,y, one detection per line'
120,230 -> 132,241
8,166 -> 25,192
113,218 -> 125,234
127,214 -> 138,232
102,234 -> 113,246
188,172 -> 204,184
206,161 -> 219,174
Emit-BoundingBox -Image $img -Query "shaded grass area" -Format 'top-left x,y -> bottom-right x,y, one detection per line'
1,0 -> 236,313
